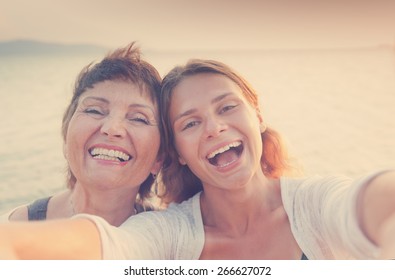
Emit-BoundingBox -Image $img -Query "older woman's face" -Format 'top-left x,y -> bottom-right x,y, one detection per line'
64,80 -> 161,190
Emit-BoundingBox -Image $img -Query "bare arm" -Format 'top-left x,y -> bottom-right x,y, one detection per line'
358,171 -> 395,259
0,218 -> 101,259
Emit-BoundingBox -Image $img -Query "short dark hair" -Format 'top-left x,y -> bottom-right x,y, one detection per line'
61,42 -> 162,200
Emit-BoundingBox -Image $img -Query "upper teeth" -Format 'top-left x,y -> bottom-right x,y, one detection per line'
90,147 -> 131,161
207,141 -> 241,159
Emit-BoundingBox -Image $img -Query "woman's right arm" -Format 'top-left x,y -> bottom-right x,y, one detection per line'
0,218 -> 101,259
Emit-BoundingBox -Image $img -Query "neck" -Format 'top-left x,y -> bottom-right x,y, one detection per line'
70,183 -> 139,226
200,176 -> 281,236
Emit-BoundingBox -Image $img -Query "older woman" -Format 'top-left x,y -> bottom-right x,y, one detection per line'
1,43 -> 162,226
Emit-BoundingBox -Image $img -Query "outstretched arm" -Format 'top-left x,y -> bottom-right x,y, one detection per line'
0,218 -> 101,259
377,213 -> 395,259
358,171 -> 395,259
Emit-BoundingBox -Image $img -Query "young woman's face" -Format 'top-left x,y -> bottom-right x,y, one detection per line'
64,80 -> 161,190
170,73 -> 263,190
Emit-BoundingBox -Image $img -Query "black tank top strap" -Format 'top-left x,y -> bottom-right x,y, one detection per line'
27,197 -> 51,221
301,253 -> 309,260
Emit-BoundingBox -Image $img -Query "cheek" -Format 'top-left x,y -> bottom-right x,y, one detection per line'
64,128 -> 75,160
174,134 -> 197,163
63,139 -> 80,178
64,136 -> 80,164
239,109 -> 261,132
134,128 -> 161,154
67,115 -> 95,144
64,120 -> 90,162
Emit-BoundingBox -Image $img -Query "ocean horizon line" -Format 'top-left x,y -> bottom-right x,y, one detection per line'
0,39 -> 393,55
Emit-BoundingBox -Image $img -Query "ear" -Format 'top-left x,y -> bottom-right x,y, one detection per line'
150,155 -> 164,175
178,156 -> 187,166
63,143 -> 68,160
256,111 -> 266,133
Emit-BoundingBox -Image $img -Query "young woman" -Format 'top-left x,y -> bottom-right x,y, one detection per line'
1,43 -> 162,226
0,59 -> 394,260
152,59 -> 394,259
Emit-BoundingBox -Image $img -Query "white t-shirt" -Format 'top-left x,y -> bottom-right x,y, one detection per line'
78,171 -> 386,259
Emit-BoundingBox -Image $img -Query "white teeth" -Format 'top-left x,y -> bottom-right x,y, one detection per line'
90,147 -> 131,161
207,141 -> 242,159
94,155 -> 121,162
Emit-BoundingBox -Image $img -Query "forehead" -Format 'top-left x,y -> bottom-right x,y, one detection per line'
82,80 -> 156,105
169,73 -> 246,121
172,73 -> 242,99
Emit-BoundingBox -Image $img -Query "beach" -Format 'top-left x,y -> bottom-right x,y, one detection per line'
0,48 -> 394,214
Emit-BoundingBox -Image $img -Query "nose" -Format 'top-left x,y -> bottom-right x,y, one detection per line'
204,115 -> 227,139
100,116 -> 126,138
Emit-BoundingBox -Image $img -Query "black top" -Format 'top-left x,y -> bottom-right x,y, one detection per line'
26,197 -> 154,221
27,197 -> 51,221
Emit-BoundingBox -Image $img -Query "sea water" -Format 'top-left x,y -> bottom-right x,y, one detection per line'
1,48 -> 394,214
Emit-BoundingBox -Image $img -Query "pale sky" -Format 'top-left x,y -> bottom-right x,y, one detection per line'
1,0 -> 395,50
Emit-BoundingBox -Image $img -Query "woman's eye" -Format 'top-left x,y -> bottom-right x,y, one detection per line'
128,114 -> 150,125
220,104 -> 238,114
83,108 -> 104,115
182,120 -> 199,131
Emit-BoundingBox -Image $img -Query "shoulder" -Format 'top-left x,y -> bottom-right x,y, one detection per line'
121,193 -> 203,241
129,193 -> 200,228
280,174 -> 354,233
9,196 -> 52,221
6,205 -> 29,221
168,192 -> 200,214
280,174 -> 352,200
168,192 -> 202,227
90,193 -> 203,259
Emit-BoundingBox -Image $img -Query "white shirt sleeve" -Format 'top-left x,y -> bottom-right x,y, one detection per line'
74,193 -> 205,260
75,209 -> 182,259
281,171 -> 387,259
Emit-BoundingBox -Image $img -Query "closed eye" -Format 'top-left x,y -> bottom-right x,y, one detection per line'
128,113 -> 152,125
129,117 -> 150,125
83,108 -> 104,115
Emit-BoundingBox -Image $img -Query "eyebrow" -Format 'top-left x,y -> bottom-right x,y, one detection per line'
173,92 -> 232,123
81,96 -> 156,112
81,96 -> 109,104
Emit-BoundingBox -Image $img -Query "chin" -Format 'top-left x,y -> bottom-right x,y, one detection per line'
89,177 -> 122,189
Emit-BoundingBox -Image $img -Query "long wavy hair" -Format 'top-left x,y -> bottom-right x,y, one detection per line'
159,59 -> 299,204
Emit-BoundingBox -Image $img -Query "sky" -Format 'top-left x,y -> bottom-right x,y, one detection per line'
1,0 -> 395,50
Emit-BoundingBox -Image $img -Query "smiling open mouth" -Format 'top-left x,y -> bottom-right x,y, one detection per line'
206,141 -> 243,168
89,147 -> 131,162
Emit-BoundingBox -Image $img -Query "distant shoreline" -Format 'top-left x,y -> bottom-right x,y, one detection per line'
0,39 -> 393,55
0,39 -> 109,55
